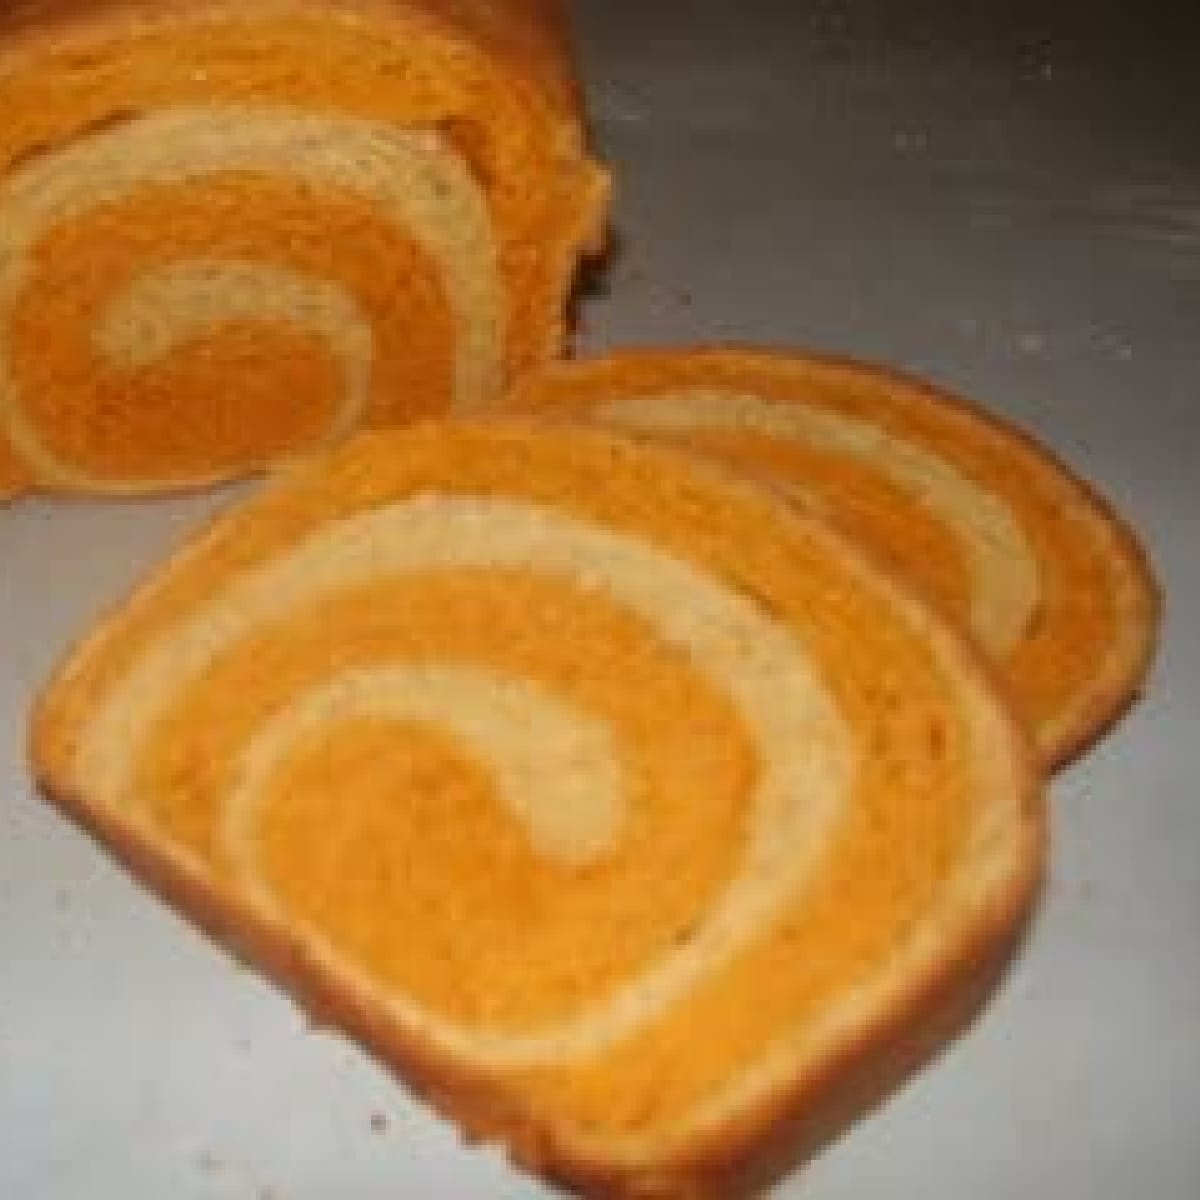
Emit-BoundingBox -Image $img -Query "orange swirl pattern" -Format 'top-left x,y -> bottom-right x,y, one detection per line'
32,421 -> 1042,1195
0,0 -> 608,496
0,109 -> 498,490
505,349 -> 1161,768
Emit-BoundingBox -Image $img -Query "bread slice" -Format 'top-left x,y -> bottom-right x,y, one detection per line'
0,0 -> 607,497
30,418 -> 1042,1198
504,347 -> 1161,768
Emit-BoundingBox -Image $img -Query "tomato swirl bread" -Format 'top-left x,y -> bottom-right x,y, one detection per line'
0,0 -> 607,497
505,349 -> 1161,768
31,419 -> 1043,1198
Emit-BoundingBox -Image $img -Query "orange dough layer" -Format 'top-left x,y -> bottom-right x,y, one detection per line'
681,427 -> 974,622
11,172 -> 455,479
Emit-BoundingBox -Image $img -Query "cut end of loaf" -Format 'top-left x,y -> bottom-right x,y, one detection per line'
31,417 -> 1044,1196
0,0 -> 608,497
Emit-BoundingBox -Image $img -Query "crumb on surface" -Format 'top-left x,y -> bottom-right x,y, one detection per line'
197,1148 -> 223,1174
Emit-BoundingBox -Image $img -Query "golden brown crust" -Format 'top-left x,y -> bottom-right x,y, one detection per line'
0,0 -> 581,119
503,344 -> 1162,769
0,438 -> 29,495
29,419 -> 1044,1198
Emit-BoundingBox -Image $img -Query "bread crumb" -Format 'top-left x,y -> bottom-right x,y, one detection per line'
197,1148 -> 223,1174
370,1111 -> 389,1134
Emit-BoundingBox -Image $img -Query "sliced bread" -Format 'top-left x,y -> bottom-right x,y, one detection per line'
31,418 -> 1042,1198
505,348 -> 1161,767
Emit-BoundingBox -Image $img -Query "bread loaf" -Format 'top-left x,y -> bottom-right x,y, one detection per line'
0,0 -> 607,497
504,348 -> 1161,767
31,418 -> 1042,1198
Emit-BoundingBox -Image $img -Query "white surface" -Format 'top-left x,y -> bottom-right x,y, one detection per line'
2,2 -> 1199,1196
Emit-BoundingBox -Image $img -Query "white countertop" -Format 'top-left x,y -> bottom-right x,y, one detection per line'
2,2 -> 1197,1196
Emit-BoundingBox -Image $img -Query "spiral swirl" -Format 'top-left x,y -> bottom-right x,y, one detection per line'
0,106 -> 502,490
77,493 -> 853,1060
36,421 -> 1037,1151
